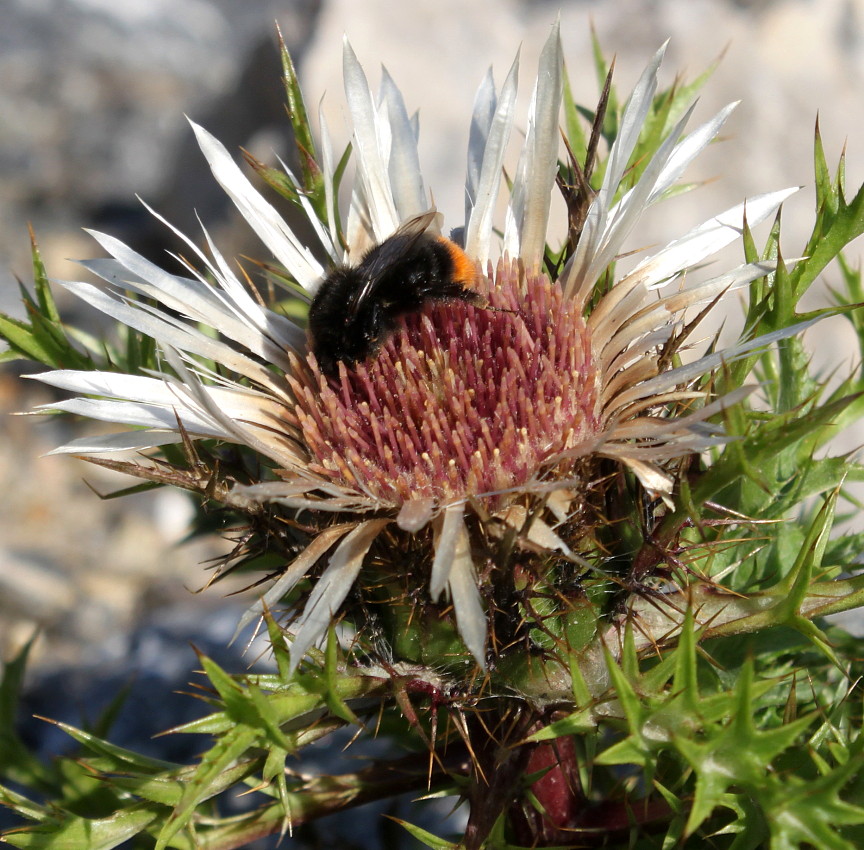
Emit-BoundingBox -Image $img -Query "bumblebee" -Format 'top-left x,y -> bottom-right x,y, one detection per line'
307,211 -> 481,377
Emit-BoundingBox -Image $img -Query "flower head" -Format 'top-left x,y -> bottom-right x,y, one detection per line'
32,24 -> 803,670
293,265 -> 601,508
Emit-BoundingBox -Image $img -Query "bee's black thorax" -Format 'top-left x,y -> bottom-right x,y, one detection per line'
307,231 -> 479,377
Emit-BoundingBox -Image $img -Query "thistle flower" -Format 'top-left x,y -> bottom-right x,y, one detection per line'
31,24 -> 804,671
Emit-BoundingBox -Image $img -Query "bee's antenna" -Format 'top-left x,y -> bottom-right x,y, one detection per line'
479,300 -> 519,317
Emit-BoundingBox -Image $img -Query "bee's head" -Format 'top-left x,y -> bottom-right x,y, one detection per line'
341,300 -> 386,360
308,288 -> 390,378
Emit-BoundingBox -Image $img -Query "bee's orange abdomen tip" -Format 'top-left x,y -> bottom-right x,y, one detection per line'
439,238 -> 479,287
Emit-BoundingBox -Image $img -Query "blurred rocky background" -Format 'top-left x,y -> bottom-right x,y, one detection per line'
1,0 -> 863,844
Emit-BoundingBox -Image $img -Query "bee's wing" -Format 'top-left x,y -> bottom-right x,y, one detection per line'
347,210 -> 441,316
393,209 -> 442,239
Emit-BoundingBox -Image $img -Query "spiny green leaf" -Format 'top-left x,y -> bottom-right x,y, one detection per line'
814,118 -> 838,219
764,760 -> 864,849
772,486 -> 838,630
658,53 -> 721,133
561,62 -> 588,167
671,608 -> 699,715
261,744 -> 291,828
278,27 -> 317,189
525,709 -> 595,743
241,154 -> 303,207
0,311 -> 71,366
589,27 -> 618,141
0,236 -> 94,369
108,758 -> 256,808
171,689 -> 317,736
824,524 -> 864,566
0,637 -> 54,790
600,645 -> 644,741
792,173 -> 864,302
694,392 -> 864,512
244,680 -> 292,750
265,610 -> 292,682
196,654 -> 258,726
567,644 -> 593,708
390,818 -> 459,849
324,626 -> 360,724
35,718 -> 178,773
155,725 -> 258,850
725,794 -> 770,850
619,616 -> 640,681
1,803 -> 160,850
26,229 -> 59,324
0,784 -> 49,826
676,659 -> 815,836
